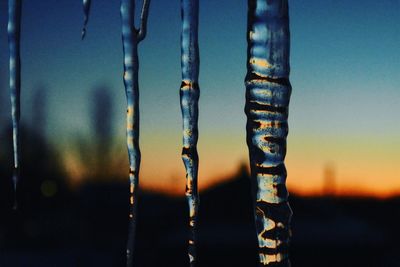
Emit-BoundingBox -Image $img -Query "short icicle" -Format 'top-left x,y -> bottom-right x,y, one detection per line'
180,0 -> 200,266
8,0 -> 22,210
81,0 -> 91,39
244,0 -> 292,266
121,1 -> 150,266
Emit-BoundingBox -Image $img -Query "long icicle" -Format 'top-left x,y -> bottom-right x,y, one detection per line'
180,0 -> 200,265
81,0 -> 91,39
244,0 -> 292,266
121,1 -> 150,266
8,0 -> 22,210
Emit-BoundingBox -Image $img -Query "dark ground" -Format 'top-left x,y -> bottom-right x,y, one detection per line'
1,168 -> 399,267
0,125 -> 399,267
2,80 -> 398,266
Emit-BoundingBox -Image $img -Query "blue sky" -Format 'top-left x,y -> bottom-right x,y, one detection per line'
0,0 -> 399,195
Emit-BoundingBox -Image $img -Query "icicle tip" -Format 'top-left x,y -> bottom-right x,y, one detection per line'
81,28 -> 87,40
12,167 -> 19,210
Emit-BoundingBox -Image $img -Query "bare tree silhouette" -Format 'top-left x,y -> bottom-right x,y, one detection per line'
31,85 -> 47,137
90,85 -> 113,178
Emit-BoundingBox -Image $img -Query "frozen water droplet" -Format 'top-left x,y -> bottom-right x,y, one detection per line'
245,0 -> 292,265
180,1 -> 200,265
81,0 -> 91,39
121,1 -> 150,266
8,0 -> 22,210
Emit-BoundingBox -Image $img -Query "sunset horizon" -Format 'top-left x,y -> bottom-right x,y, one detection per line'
1,0 -> 398,203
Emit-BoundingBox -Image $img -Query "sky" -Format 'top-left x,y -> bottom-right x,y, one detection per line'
0,0 -> 399,197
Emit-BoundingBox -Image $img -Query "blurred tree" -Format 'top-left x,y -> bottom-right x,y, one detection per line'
31,85 -> 47,137
90,85 -> 113,178
0,85 -> 66,213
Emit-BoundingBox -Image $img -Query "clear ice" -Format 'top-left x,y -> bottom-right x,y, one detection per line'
180,0 -> 200,266
81,0 -> 91,39
244,0 -> 292,265
8,0 -> 22,210
120,0 -> 150,266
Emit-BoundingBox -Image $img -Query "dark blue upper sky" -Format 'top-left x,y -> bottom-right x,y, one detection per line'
0,0 -> 398,136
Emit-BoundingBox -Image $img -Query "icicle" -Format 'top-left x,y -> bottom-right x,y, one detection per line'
8,0 -> 22,210
244,0 -> 292,266
81,0 -> 91,39
180,0 -> 200,266
121,1 -> 150,266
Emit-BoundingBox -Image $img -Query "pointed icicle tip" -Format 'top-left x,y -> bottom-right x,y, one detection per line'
12,167 -> 19,211
81,0 -> 91,40
81,28 -> 87,40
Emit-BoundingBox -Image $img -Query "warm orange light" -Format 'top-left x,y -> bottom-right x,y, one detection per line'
60,132 -> 400,199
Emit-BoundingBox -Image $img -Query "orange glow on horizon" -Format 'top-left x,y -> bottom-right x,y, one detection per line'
60,132 -> 400,199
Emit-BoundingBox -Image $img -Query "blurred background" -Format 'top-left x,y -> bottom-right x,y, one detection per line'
0,0 -> 399,266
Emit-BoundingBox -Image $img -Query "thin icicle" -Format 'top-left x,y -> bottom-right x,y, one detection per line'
8,0 -> 22,210
180,0 -> 200,265
81,0 -> 91,39
121,1 -> 150,266
245,0 -> 292,266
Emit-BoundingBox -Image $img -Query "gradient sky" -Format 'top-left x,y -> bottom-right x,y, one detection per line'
0,0 -> 399,196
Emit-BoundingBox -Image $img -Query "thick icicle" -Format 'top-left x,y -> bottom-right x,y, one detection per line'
81,0 -> 91,39
244,0 -> 292,266
8,0 -> 22,210
180,0 -> 200,265
121,1 -> 150,266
